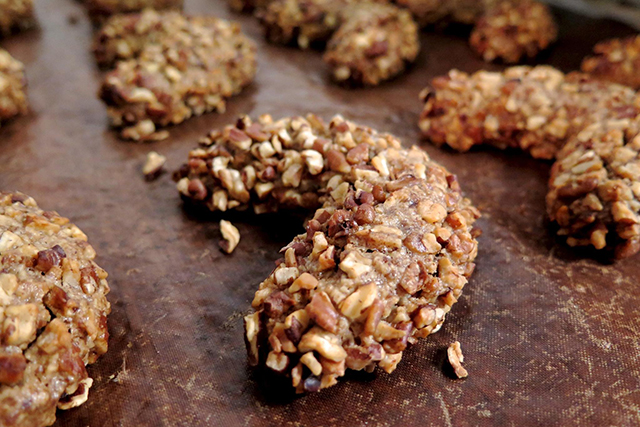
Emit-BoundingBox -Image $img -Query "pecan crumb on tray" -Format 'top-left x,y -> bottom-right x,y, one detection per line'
143,151 -> 167,180
175,114 -> 480,392
447,341 -> 468,379
219,219 -> 241,254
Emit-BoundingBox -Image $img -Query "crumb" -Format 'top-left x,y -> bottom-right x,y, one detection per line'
143,151 -> 166,180
447,341 -> 468,379
219,219 -> 240,253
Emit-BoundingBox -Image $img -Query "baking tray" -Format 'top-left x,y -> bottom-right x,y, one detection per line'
1,0 -> 639,425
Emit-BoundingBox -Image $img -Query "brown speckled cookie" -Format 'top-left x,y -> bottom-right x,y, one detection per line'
323,3 -> 419,86
95,9 -> 257,141
0,192 -> 110,427
84,0 -> 183,23
0,0 -> 35,36
175,114 -> 480,392
469,0 -> 557,63
419,65 -> 640,258
581,35 -> 640,90
0,49 -> 28,127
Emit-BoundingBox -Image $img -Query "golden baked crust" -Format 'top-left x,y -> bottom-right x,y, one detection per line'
0,192 -> 110,427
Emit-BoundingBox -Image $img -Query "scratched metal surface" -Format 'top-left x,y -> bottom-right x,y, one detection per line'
0,0 -> 639,426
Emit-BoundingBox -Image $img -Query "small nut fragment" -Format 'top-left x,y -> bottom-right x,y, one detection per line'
244,312 -> 261,366
266,351 -> 289,373
300,352 -> 323,376
219,220 -> 240,254
378,352 -> 402,373
58,378 -> 93,410
298,327 -> 347,362
289,272 -> 319,293
447,341 -> 468,379
306,291 -> 340,333
0,350 -> 26,385
142,151 -> 166,180
339,283 -> 377,319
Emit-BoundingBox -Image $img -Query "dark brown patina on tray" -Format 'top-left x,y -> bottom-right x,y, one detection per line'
0,0 -> 639,425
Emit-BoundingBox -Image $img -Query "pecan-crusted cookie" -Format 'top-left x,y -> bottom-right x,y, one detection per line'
84,0 -> 183,23
175,115 -> 479,392
547,120 -> 640,259
0,192 -> 111,427
323,3 -> 419,85
469,0 -> 557,63
96,9 -> 257,141
581,35 -> 640,90
258,0 -> 419,85
0,49 -> 28,127
419,65 -> 640,257
419,66 -> 639,159
395,0 -> 502,27
259,0 -> 346,48
0,0 -> 35,36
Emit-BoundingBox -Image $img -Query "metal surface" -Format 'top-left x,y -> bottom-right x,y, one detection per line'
1,1 -> 639,425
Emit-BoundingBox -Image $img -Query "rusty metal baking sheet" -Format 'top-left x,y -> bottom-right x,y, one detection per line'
1,0 -> 639,425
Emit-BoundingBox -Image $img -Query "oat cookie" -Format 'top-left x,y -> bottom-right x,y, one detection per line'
84,0 -> 183,23
395,0 -> 502,27
323,3 -> 419,85
0,192 -> 110,427
547,120 -> 640,259
259,0 -> 346,48
419,65 -> 640,257
469,0 -> 557,63
96,9 -> 257,141
0,49 -> 28,127
0,0 -> 35,36
176,115 -> 479,392
581,35 -> 640,90
257,0 -> 419,85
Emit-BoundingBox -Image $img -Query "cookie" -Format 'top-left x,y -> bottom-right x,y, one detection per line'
469,0 -> 557,63
419,65 -> 638,159
395,0 -> 501,27
323,3 -> 419,85
0,192 -> 110,427
581,35 -> 640,90
419,65 -> 640,257
547,120 -> 640,259
259,0 -> 346,48
0,0 -> 35,36
258,0 -> 419,85
84,0 -> 183,23
0,49 -> 28,127
175,114 -> 480,392
96,9 -> 257,141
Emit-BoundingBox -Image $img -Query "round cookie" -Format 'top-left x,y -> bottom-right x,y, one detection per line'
176,115 -> 480,392
0,192 -> 110,427
469,0 -> 557,64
